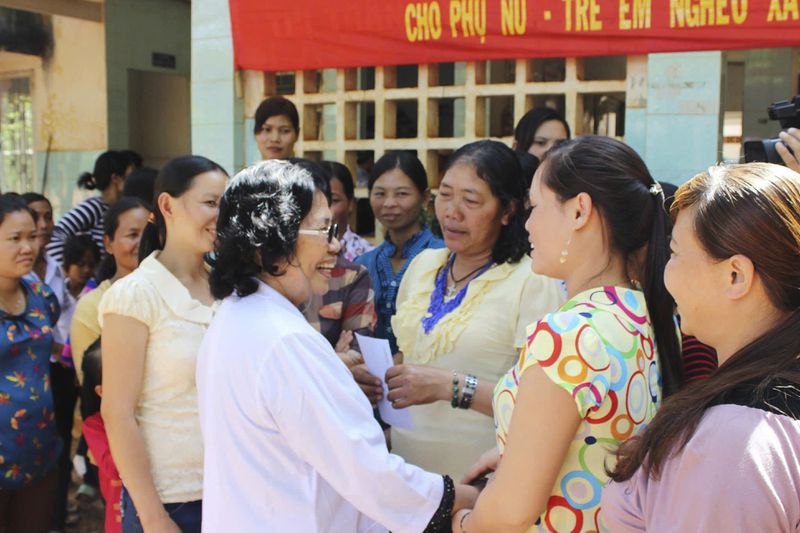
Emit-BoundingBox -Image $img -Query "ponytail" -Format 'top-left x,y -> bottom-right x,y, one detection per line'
610,163 -> 800,482
137,214 -> 162,263
643,191 -> 683,397
78,151 -> 129,191
77,172 -> 97,190
542,136 -> 683,398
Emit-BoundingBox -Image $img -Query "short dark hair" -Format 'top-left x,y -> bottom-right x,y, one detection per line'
210,160 -> 320,300
445,140 -> 529,264
123,167 -> 158,207
514,107 -> 571,154
368,152 -> 428,193
20,192 -> 51,209
320,161 -> 355,200
0,194 -> 36,227
62,234 -> 100,269
253,96 -> 299,134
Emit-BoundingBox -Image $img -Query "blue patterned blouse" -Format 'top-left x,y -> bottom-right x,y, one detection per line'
355,226 -> 444,353
0,279 -> 62,489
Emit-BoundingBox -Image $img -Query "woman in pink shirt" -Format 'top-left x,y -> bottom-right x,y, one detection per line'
602,163 -> 800,532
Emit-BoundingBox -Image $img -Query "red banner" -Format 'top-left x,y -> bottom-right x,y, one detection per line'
229,0 -> 800,72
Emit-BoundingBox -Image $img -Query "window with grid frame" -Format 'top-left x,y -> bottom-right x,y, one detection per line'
242,56 -> 635,237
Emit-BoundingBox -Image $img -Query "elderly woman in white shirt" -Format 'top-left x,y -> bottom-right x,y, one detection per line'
197,159 -> 477,532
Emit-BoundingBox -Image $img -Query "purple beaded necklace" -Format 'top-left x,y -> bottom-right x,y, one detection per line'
421,254 -> 493,334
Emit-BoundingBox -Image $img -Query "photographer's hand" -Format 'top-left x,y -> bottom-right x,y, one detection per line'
777,128 -> 800,172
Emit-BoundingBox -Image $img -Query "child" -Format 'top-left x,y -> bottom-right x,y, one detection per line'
80,338 -> 122,533
59,234 -> 100,366
51,234 -> 101,531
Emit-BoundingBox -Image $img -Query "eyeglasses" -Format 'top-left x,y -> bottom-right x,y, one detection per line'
298,223 -> 339,244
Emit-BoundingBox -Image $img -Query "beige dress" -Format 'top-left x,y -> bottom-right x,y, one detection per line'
390,248 -> 564,479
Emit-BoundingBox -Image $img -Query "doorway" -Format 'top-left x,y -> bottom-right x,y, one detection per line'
128,69 -> 189,168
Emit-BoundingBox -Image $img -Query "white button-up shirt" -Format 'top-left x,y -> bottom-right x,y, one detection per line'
197,281 -> 443,533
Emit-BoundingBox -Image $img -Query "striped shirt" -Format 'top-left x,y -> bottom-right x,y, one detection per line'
303,255 -> 376,351
682,333 -> 718,381
47,196 -> 108,265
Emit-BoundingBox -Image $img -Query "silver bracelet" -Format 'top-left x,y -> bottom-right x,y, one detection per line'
459,374 -> 478,409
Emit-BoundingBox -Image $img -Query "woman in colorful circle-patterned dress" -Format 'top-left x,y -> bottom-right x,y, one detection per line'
452,136 -> 685,533
0,195 -> 62,533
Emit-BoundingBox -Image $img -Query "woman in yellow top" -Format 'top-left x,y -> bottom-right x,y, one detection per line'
386,140 -> 564,480
70,197 -> 150,383
453,136 -> 684,532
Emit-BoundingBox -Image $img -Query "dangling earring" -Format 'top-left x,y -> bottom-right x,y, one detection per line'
559,236 -> 572,264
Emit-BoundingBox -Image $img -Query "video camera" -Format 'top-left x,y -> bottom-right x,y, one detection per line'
743,95 -> 800,164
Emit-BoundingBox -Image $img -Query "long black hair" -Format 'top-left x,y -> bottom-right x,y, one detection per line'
96,197 -> 149,282
444,140 -> 530,264
253,96 -> 300,133
210,160 -> 321,300
542,135 -> 683,396
77,151 -> 129,191
138,155 -> 226,262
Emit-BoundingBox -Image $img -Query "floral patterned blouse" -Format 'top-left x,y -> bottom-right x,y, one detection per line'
0,279 -> 62,489
493,286 -> 662,532
340,226 -> 374,263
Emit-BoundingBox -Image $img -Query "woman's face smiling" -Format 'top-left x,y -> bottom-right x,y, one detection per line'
256,114 -> 298,160
369,168 -> 425,232
274,190 -> 341,306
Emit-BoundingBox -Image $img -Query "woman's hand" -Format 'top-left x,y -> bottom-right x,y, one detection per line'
335,330 -> 354,354
385,364 -> 450,409
351,364 -> 383,406
461,447 -> 500,485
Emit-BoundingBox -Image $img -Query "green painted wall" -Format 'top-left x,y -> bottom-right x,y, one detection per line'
105,0 -> 191,150
35,150 -> 102,218
625,52 -> 723,185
